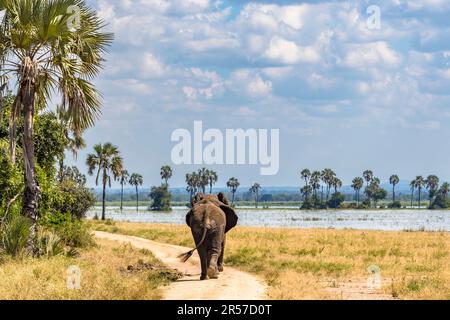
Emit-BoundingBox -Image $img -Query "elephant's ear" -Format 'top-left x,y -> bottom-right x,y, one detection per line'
220,205 -> 238,233
186,209 -> 193,227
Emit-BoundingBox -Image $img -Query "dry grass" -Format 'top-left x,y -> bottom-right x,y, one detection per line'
91,220 -> 450,300
0,238 -> 179,300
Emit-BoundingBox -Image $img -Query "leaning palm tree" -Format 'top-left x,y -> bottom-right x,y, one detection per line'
118,169 -> 129,212
414,176 -> 425,209
86,143 -> 123,221
351,177 -> 364,205
226,177 -> 240,205
129,173 -> 144,212
249,183 -> 261,209
207,170 -> 218,194
389,174 -> 400,204
160,165 -> 172,186
0,0 -> 112,247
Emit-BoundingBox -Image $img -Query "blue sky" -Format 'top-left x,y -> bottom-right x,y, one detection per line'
72,0 -> 450,188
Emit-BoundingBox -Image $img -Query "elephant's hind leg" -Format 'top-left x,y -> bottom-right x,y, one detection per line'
218,236 -> 225,272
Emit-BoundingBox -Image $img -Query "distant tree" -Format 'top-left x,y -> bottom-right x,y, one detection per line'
300,169 -> 311,201
300,169 -> 311,186
364,177 -> 380,208
227,177 -> 240,205
207,170 -> 218,194
87,143 -> 123,220
300,185 -> 312,201
129,173 -> 144,212
409,179 -> 415,208
149,185 -> 172,211
440,182 -> 450,200
310,171 -> 321,198
118,170 -> 129,211
389,174 -> 400,204
426,175 -> 439,206
198,168 -> 210,193
61,166 -> 87,186
160,165 -> 173,186
249,183 -> 261,208
322,168 -> 336,200
363,170 -> 374,200
351,177 -> 364,205
413,176 -> 425,209
186,172 -> 200,203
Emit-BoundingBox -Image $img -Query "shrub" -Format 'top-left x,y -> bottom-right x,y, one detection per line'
327,192 -> 345,208
149,185 -> 172,211
40,212 -> 93,248
36,230 -> 64,257
388,201 -> 402,208
0,213 -> 30,257
429,194 -> 449,209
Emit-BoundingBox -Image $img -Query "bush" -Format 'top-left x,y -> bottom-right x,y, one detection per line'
0,213 -> 30,257
429,194 -> 449,209
36,230 -> 64,257
327,192 -> 345,208
40,212 -> 93,248
388,201 -> 402,208
149,185 -> 172,211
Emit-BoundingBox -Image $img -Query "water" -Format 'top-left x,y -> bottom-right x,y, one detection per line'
87,206 -> 450,232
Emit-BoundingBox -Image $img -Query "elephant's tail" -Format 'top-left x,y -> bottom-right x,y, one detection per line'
178,226 -> 208,263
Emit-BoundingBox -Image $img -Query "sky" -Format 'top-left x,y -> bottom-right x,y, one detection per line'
70,0 -> 450,188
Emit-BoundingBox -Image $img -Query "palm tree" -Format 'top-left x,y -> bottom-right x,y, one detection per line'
226,177 -> 240,205
197,168 -> 210,193
129,173 -> 144,212
322,168 -> 336,200
426,175 -> 439,206
414,176 -> 425,209
409,179 -> 415,208
86,143 -> 123,221
160,165 -> 172,186
119,170 -> 129,212
310,171 -> 321,198
0,0 -> 112,248
186,172 -> 200,203
249,183 -> 261,208
207,170 -> 218,194
351,177 -> 364,205
389,174 -> 400,204
300,169 -> 311,186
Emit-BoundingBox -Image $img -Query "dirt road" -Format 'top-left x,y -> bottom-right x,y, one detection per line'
94,231 -> 267,300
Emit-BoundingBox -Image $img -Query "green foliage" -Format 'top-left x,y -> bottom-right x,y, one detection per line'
429,194 -> 449,209
36,230 -> 64,258
34,113 -> 67,175
149,185 -> 172,211
327,192 -> 345,208
40,212 -> 93,248
388,201 -> 402,208
0,213 -> 30,257
0,139 -> 23,212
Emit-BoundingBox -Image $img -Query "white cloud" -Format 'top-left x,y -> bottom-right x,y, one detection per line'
341,42 -> 401,69
264,36 -> 320,64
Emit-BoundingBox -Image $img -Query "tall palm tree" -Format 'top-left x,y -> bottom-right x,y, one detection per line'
0,0 -> 112,247
389,174 -> 400,204
249,183 -> 261,208
425,175 -> 439,206
351,177 -> 364,205
310,171 -> 321,198
86,143 -> 123,221
322,168 -> 336,200
300,169 -> 311,186
409,179 -> 415,208
198,168 -> 209,193
186,172 -> 200,203
226,177 -> 240,205
160,165 -> 172,186
207,170 -> 218,194
129,173 -> 144,212
118,169 -> 129,212
414,176 -> 425,209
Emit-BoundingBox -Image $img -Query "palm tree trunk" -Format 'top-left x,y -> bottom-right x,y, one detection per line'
209,183 -> 212,194
418,188 -> 421,209
102,180 -> 106,221
136,186 -> 139,212
411,190 -> 413,208
21,83 -> 39,254
232,190 -> 235,204
393,185 -> 395,203
120,183 -> 124,211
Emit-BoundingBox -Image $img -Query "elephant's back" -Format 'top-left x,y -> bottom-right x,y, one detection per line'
192,203 -> 226,230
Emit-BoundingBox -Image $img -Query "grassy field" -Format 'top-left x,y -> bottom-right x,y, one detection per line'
91,220 -> 450,299
0,238 -> 180,300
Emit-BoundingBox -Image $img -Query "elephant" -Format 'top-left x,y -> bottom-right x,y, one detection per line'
179,192 -> 238,280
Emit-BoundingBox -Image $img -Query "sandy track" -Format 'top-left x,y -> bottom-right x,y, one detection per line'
94,231 -> 267,300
